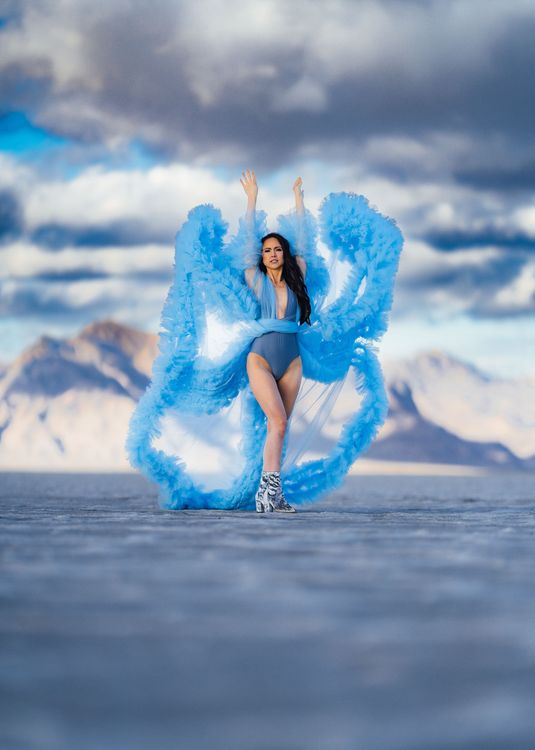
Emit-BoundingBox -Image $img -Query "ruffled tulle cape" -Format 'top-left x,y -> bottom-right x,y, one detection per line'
126,192 -> 403,510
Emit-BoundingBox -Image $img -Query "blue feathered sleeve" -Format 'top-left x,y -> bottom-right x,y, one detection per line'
226,208 -> 268,273
126,191 -> 404,512
316,192 -> 403,341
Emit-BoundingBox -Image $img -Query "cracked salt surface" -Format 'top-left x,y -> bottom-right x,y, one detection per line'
1,471 -> 534,750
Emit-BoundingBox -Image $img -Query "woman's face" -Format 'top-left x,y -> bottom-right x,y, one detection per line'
262,238 -> 284,269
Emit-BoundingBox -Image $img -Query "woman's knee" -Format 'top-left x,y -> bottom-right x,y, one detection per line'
267,413 -> 288,438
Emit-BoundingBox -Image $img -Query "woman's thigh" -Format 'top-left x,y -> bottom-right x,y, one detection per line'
246,352 -> 286,422
276,355 -> 302,417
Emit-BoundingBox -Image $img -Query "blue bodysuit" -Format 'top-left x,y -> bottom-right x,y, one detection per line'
249,277 -> 301,380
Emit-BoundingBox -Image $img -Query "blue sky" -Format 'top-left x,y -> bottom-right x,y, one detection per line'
1,0 -> 534,378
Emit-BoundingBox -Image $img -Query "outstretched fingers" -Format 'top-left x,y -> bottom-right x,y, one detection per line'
240,169 -> 256,188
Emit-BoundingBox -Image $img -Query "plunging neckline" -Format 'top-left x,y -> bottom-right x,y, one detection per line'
267,276 -> 289,319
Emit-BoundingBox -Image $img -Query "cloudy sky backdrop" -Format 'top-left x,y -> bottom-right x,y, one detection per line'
1,0 -> 534,376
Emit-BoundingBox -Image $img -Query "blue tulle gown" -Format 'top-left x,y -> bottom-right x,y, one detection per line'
126,192 -> 404,510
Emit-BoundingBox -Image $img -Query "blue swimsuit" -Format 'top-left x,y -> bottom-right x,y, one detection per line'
249,279 -> 301,380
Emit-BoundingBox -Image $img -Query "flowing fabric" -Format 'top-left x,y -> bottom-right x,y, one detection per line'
126,191 -> 403,510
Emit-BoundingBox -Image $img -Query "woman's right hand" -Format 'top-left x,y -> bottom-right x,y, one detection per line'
293,176 -> 305,213
240,169 -> 258,202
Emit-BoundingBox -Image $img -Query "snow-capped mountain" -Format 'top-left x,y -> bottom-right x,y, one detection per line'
0,320 -> 157,470
382,351 -> 535,459
367,354 -> 533,470
0,320 -> 533,471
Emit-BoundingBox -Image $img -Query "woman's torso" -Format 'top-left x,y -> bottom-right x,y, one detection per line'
249,274 -> 300,376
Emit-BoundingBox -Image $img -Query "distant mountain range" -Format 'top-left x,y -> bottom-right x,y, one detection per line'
0,320 -> 157,471
0,319 -> 533,472
370,351 -> 535,470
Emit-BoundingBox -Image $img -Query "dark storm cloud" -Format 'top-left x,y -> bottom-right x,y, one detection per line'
400,254 -> 534,317
0,60 -> 53,114
0,286 -> 82,317
123,268 -> 173,283
30,219 -> 171,250
89,8 -> 535,172
420,228 -> 535,253
0,284 -> 120,319
0,2 -> 24,32
454,158 -> 535,191
2,1 -> 534,176
467,293 -> 535,319
20,267 -> 173,283
29,268 -> 110,282
309,15 -> 535,143
403,255 -> 526,294
0,188 -> 24,243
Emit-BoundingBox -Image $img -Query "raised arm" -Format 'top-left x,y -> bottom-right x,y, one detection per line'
240,169 -> 260,277
240,169 -> 258,223
293,176 -> 307,277
293,176 -> 305,216
275,176 -> 330,303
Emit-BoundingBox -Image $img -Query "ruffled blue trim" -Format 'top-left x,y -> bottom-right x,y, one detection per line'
125,193 -> 403,510
284,342 -> 389,505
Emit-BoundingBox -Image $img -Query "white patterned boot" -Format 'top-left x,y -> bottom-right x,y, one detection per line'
267,471 -> 296,513
273,479 -> 296,512
255,471 -> 271,512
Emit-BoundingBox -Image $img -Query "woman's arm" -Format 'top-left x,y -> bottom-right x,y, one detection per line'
240,169 -> 258,220
293,176 -> 304,216
293,176 -> 307,278
240,169 -> 258,291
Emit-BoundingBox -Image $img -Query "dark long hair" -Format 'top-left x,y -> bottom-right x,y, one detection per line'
259,232 -> 311,325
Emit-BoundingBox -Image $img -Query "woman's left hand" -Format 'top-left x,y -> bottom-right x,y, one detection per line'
293,176 -> 303,194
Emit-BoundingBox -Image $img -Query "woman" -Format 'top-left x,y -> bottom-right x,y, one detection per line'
126,174 -> 404,512
240,170 -> 312,513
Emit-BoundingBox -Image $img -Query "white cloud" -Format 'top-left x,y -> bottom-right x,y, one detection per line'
511,205 -> 535,236
492,262 -> 535,310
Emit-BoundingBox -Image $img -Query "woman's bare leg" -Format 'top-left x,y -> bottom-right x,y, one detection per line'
246,353 -> 302,471
246,353 -> 286,470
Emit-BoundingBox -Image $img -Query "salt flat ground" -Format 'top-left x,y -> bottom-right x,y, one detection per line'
1,471 -> 534,750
